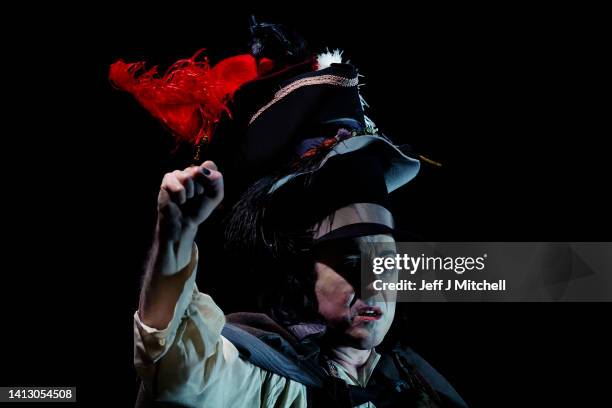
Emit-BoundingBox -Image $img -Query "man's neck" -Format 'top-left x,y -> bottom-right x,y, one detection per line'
329,346 -> 372,379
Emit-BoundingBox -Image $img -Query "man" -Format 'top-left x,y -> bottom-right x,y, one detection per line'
115,19 -> 467,407
135,157 -> 465,407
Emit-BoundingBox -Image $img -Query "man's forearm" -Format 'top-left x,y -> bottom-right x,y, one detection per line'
138,223 -> 198,330
137,161 -> 223,330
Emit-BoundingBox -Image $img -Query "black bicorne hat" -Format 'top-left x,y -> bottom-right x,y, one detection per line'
186,20 -> 418,256
209,32 -> 418,195
201,24 -> 420,255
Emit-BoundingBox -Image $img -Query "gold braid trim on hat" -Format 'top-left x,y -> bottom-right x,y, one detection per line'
248,74 -> 359,125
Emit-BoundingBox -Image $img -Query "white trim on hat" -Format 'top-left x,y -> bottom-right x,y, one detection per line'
249,74 -> 359,125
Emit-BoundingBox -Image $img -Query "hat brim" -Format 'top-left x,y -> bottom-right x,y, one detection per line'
269,134 -> 421,194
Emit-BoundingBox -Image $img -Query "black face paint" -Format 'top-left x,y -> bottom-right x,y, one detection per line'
312,237 -> 363,297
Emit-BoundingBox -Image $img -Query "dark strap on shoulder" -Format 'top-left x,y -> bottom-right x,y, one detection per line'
221,323 -> 324,388
221,323 -> 469,407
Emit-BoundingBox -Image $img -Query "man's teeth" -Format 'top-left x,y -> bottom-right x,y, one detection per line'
360,310 -> 378,316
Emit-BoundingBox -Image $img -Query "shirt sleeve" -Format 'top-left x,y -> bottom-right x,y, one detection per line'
133,245 -> 307,407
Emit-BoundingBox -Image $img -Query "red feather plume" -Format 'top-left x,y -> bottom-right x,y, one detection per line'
109,49 -> 258,145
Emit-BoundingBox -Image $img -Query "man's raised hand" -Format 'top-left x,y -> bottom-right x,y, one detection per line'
154,160 -> 224,274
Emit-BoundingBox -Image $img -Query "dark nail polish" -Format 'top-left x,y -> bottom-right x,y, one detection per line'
202,168 -> 211,176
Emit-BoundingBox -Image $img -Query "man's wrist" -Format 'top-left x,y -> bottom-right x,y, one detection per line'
182,221 -> 200,238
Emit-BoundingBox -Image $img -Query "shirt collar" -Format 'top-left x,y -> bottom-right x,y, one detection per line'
331,348 -> 381,387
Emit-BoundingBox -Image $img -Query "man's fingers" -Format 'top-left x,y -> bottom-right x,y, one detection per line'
174,170 -> 195,200
193,167 -> 224,200
191,166 -> 211,191
182,166 -> 207,196
201,160 -> 218,172
161,173 -> 187,205
194,181 -> 205,196
160,161 -> 223,209
192,165 -> 219,186
195,162 -> 223,186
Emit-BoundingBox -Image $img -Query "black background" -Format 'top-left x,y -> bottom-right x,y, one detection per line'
2,5 -> 610,407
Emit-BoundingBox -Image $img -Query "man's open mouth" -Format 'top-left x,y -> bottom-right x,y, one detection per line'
353,307 -> 383,322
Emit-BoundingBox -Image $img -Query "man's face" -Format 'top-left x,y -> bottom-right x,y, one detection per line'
312,203 -> 397,349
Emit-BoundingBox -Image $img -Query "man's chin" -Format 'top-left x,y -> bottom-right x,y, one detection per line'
344,327 -> 383,349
